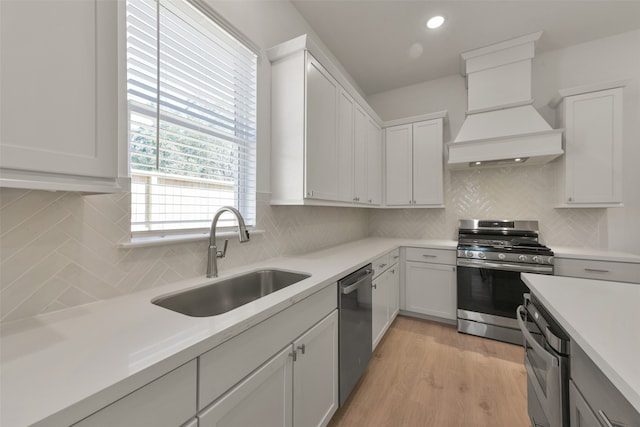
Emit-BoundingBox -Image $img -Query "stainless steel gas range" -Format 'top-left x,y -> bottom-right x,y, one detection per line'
456,219 -> 554,345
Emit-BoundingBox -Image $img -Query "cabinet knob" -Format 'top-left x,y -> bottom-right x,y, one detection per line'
353,197 -> 358,201
297,344 -> 306,355
372,283 -> 377,289
307,191 -> 314,197
289,351 -> 297,362
368,199 -> 372,203
568,197 -> 572,202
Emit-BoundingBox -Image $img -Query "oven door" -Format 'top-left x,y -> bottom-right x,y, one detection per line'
517,305 -> 567,427
456,260 -> 543,320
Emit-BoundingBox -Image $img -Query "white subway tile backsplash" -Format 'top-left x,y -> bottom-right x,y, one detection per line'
0,166 -> 607,323
369,164 -> 607,248
0,189 -> 368,322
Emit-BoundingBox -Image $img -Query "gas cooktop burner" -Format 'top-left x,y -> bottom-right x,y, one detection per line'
456,219 -> 554,266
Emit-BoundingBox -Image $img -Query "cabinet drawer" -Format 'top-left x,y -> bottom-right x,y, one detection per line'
555,258 -> 640,283
388,249 -> 400,265
372,253 -> 390,278
74,361 -> 197,427
198,283 -> 336,409
405,247 -> 455,265
571,343 -> 640,426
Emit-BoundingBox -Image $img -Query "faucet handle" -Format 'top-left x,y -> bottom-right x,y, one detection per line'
217,239 -> 229,258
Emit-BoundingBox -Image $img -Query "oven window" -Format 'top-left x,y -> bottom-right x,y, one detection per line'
457,266 -> 529,319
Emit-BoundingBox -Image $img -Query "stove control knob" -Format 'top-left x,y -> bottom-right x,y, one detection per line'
477,252 -> 486,259
498,253 -> 506,260
547,256 -> 554,265
466,250 -> 474,258
518,255 -> 528,262
532,256 -> 540,263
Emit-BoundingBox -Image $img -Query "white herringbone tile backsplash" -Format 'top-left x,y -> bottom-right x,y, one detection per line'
0,190 -> 368,323
0,163 -> 608,323
369,163 -> 608,247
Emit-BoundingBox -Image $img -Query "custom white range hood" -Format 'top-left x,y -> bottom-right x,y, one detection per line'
448,32 -> 563,169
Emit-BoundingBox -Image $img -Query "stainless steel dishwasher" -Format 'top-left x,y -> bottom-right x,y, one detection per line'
338,263 -> 373,406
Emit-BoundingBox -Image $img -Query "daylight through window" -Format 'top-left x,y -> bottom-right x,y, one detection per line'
126,0 -> 257,235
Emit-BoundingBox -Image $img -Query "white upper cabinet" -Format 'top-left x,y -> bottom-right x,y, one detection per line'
353,105 -> 368,203
0,0 -> 125,193
269,34 -> 383,207
551,81 -> 626,207
337,89 -> 356,203
384,114 -> 446,207
366,117 -> 382,205
305,56 -> 340,201
385,124 -> 413,206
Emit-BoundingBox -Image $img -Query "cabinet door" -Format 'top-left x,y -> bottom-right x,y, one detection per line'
0,0 -> 118,181
305,55 -> 339,201
565,88 -> 622,204
353,105 -> 368,203
412,120 -> 444,206
388,265 -> 400,321
570,381 -> 602,427
366,118 -> 382,205
337,89 -> 355,202
372,271 -> 389,350
293,311 -> 339,427
405,262 -> 456,320
199,347 -> 293,427
385,124 -> 413,206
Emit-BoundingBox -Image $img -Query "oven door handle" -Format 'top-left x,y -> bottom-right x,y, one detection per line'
457,259 -> 552,274
516,305 -> 559,367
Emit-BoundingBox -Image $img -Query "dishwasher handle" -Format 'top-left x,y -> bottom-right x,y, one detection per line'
517,305 -> 558,367
341,270 -> 373,295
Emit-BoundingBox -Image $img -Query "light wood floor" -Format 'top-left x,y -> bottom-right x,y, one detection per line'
328,315 -> 529,427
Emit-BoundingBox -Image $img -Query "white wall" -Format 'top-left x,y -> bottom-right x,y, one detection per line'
367,29 -> 640,253
0,1 -> 370,323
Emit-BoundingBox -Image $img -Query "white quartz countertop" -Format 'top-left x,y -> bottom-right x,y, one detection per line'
521,273 -> 640,413
550,246 -> 640,263
0,237 -> 456,427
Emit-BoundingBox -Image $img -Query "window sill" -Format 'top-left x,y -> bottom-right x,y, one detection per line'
118,228 -> 266,249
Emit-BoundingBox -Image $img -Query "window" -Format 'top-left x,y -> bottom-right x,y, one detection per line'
126,0 -> 257,235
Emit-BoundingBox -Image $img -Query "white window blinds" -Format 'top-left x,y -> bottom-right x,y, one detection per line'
126,0 -> 257,234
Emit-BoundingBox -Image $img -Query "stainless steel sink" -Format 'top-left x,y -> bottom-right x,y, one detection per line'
152,269 -> 311,317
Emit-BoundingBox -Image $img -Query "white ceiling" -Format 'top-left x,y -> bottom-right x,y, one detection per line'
291,0 -> 640,96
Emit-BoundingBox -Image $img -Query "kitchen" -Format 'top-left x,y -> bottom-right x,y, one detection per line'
1,0 -> 640,426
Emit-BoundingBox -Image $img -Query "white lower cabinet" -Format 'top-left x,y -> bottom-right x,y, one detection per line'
199,309 -> 338,427
198,347 -> 293,427
292,310 -> 339,427
569,381 -> 601,427
73,361 -> 197,427
372,251 -> 400,350
570,343 -> 640,427
554,257 -> 640,284
404,248 -> 456,320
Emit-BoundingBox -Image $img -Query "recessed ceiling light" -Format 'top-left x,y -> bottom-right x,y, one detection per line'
426,15 -> 445,29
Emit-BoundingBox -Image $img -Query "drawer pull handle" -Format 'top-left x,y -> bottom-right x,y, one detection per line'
392,255 -> 399,260
379,263 -> 387,268
598,410 -> 628,427
585,268 -> 610,273
422,254 -> 437,258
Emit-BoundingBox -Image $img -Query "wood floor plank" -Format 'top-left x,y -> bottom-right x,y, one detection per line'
329,315 -> 529,427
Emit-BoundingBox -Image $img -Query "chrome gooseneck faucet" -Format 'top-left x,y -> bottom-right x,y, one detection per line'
206,206 -> 250,278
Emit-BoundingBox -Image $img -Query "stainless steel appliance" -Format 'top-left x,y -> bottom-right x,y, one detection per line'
517,293 -> 570,427
456,219 -> 554,344
338,264 -> 373,406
